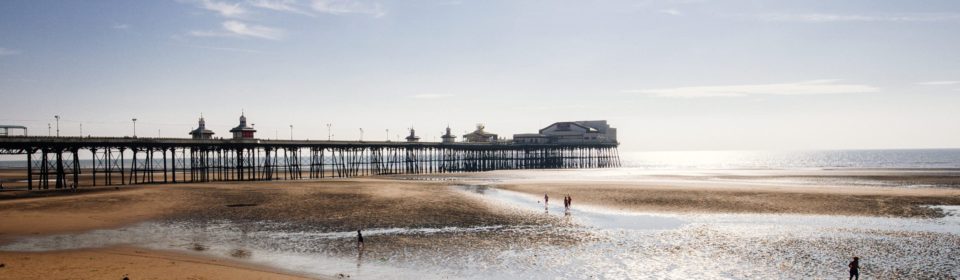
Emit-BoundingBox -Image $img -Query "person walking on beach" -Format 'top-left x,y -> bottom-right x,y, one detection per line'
357,229 -> 364,250
848,256 -> 860,280
544,193 -> 549,207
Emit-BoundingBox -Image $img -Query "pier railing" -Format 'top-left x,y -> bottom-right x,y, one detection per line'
0,136 -> 620,190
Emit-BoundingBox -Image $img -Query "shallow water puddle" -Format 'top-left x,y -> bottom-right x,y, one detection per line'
456,184 -> 686,230
0,221 -> 526,279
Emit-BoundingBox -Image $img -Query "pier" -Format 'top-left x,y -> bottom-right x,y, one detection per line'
0,136 -> 620,190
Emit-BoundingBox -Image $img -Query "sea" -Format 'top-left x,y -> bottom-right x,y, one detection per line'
620,149 -> 960,170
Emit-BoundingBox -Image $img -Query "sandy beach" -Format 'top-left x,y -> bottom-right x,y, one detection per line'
0,169 -> 958,278
0,246 -> 312,280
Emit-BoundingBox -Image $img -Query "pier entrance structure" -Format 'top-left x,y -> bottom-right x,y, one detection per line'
0,125 -> 28,137
0,137 -> 620,190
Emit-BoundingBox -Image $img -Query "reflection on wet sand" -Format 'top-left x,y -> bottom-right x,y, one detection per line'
457,184 -> 687,231
357,243 -> 363,270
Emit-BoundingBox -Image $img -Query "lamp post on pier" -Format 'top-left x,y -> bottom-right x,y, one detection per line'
359,128 -> 364,141
386,129 -> 389,142
290,124 -> 294,140
132,118 -> 137,137
326,123 -> 332,140
54,115 -> 60,137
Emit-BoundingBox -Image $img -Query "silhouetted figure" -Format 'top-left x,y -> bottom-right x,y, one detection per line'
357,230 -> 364,249
568,195 -> 572,208
848,256 -> 860,280
544,193 -> 549,207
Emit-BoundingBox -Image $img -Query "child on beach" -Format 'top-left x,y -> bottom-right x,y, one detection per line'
357,230 -> 364,249
848,256 -> 860,280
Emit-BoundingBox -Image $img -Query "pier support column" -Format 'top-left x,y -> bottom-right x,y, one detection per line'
72,148 -> 79,189
26,149 -> 33,190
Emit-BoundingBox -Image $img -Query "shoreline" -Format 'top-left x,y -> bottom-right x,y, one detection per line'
496,180 -> 960,218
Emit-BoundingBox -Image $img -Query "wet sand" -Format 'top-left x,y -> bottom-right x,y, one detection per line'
499,181 -> 960,217
0,179 -> 536,235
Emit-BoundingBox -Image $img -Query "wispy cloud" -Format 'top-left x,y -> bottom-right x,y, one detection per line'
411,94 -> 454,99
625,80 -> 879,98
658,9 -> 681,16
0,47 -> 20,56
754,13 -> 960,23
311,0 -> 386,17
113,23 -> 131,30
191,20 -> 285,40
190,0 -> 248,18
916,80 -> 960,86
176,44 -> 265,53
222,20 -> 284,39
437,0 -> 462,6
248,0 -> 315,16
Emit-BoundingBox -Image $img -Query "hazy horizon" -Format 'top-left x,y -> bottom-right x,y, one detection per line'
2,0 -> 959,152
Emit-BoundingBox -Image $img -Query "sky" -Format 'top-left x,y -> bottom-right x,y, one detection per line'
1,0 -> 959,152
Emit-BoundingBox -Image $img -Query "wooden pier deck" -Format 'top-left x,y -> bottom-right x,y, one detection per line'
0,136 -> 620,190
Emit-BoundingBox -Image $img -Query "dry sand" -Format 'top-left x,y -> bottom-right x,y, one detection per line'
0,187 -> 186,238
0,246 -> 312,280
